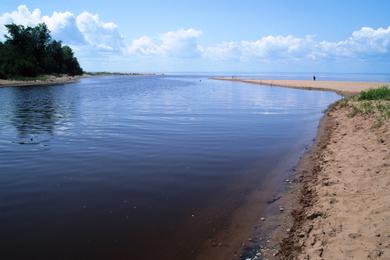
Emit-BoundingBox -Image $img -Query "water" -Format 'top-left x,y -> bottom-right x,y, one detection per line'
0,76 -> 339,259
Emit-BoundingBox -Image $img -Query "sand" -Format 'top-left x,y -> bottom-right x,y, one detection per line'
0,75 -> 84,88
0,73 -> 156,88
274,103 -> 390,259
212,77 -> 389,95
212,78 -> 390,259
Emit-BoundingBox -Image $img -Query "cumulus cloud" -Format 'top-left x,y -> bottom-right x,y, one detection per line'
128,28 -> 202,58
0,5 -> 41,34
204,26 -> 390,62
203,35 -> 317,61
0,5 -> 123,52
76,12 -> 124,52
1,5 -> 390,71
319,26 -> 390,58
42,11 -> 85,45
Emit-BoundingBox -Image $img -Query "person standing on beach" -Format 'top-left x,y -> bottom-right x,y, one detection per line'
313,75 -> 316,81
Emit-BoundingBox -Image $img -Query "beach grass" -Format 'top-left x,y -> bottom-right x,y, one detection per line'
343,86 -> 390,126
359,86 -> 390,101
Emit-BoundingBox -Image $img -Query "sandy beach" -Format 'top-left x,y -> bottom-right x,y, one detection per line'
0,73 -> 158,88
212,77 -> 388,95
0,75 -> 85,88
278,102 -> 390,259
213,78 -> 390,259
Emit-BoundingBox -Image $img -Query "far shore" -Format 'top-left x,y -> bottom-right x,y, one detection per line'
0,72 -> 159,88
212,77 -> 389,95
0,75 -> 85,88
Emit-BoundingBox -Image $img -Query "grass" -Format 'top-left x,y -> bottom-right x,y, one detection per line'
343,85 -> 390,127
359,86 -> 390,101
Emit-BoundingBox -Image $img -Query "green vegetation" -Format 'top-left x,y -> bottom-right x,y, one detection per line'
0,23 -> 82,79
359,86 -> 390,101
342,85 -> 390,126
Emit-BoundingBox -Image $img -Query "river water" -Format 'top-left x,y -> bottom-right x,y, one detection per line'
0,76 -> 339,259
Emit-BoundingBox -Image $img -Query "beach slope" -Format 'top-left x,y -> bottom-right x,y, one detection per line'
279,100 -> 390,259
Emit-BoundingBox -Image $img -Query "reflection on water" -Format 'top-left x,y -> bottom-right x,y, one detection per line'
11,87 -> 57,139
0,76 -> 340,259
3,86 -> 74,144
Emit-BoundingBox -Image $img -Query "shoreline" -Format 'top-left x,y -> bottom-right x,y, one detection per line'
0,75 -> 85,88
278,101 -> 389,259
193,148 -> 307,260
0,73 -> 159,88
229,106 -> 335,260
216,78 -> 389,259
211,77 -> 388,95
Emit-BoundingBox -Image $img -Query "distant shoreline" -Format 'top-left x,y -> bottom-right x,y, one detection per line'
0,75 -> 85,88
211,77 -> 389,95
0,73 -> 159,88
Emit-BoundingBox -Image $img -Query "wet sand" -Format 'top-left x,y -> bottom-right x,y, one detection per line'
277,103 -> 390,260
238,102 -> 390,260
194,153 -> 303,260
213,78 -> 390,259
212,77 -> 388,95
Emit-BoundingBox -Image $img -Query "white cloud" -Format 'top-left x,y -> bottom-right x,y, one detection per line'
76,12 -> 124,52
319,26 -> 390,58
0,5 -> 123,52
204,35 -> 317,61
0,5 -> 41,38
1,5 -> 390,71
204,26 -> 390,62
42,11 -> 85,45
0,5 -> 41,27
128,28 -> 202,58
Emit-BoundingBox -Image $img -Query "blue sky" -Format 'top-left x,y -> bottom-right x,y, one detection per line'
1,0 -> 390,73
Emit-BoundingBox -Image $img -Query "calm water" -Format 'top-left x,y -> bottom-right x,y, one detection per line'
0,76 -> 339,259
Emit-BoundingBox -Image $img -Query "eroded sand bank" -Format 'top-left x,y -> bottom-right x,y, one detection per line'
277,104 -> 390,259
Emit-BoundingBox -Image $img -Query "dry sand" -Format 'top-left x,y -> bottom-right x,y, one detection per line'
0,75 -> 84,88
276,104 -> 390,260
212,78 -> 390,260
212,77 -> 388,95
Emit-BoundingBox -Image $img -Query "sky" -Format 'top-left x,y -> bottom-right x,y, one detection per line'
0,0 -> 390,73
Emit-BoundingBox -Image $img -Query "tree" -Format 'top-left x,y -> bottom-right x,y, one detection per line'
0,23 -> 83,79
45,40 -> 64,74
61,45 -> 83,75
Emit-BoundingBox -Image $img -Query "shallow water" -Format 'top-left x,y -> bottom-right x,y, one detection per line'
0,76 -> 339,259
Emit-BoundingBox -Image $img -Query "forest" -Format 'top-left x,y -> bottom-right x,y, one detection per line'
0,23 -> 83,79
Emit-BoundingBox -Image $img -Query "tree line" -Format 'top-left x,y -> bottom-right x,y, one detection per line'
0,23 -> 83,79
